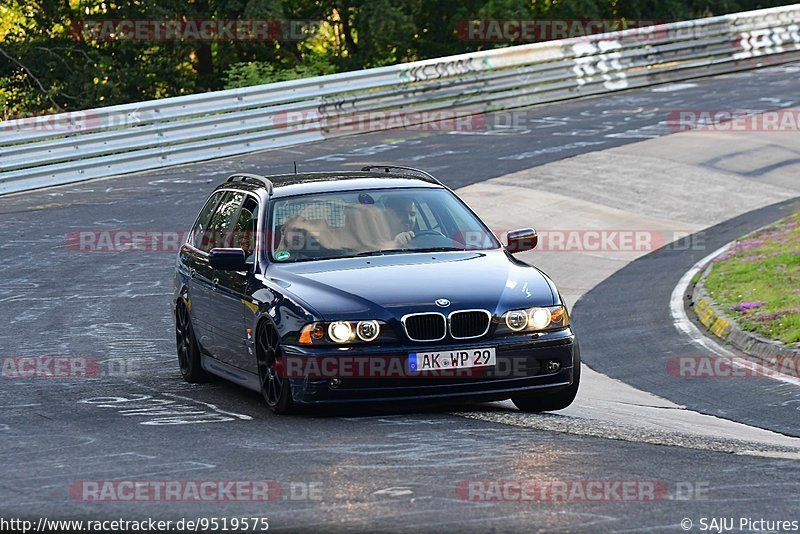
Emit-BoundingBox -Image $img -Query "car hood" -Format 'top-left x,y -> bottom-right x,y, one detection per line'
266,250 -> 557,320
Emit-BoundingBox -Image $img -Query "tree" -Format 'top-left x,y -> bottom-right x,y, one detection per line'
2,0 -> 797,116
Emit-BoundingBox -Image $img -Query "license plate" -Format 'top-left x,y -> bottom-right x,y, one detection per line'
408,348 -> 496,372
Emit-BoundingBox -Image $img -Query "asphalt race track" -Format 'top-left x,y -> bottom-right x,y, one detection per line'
1,62 -> 800,532
573,198 -> 800,437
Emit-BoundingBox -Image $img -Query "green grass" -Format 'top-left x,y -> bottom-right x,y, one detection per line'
704,211 -> 800,347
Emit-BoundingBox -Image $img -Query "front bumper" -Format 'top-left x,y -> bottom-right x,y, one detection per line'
281,329 -> 578,405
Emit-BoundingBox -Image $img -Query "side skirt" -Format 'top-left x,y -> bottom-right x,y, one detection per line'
201,353 -> 261,392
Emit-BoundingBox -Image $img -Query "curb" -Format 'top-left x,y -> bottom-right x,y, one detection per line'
689,257 -> 800,360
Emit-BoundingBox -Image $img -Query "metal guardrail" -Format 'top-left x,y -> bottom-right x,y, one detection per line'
2,5 -> 800,195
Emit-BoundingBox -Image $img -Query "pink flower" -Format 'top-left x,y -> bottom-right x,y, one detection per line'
731,301 -> 765,312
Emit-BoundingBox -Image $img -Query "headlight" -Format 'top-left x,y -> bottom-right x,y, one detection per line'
356,320 -> 380,342
328,321 -> 353,344
299,320 -> 390,345
500,305 -> 569,334
528,307 -> 552,330
550,306 -> 567,327
505,310 -> 528,332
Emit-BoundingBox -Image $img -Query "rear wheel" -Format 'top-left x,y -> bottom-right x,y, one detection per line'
175,300 -> 207,383
512,349 -> 580,413
256,322 -> 294,414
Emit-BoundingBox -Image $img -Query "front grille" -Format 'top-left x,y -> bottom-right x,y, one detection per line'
449,310 -> 491,339
403,313 -> 446,341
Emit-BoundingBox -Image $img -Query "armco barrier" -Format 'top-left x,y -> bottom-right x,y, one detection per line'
1,5 -> 800,194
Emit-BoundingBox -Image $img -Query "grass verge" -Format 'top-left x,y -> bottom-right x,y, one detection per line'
703,211 -> 800,347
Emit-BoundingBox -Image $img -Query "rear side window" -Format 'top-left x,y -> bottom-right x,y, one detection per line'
188,191 -> 223,249
200,191 -> 245,252
231,195 -> 260,263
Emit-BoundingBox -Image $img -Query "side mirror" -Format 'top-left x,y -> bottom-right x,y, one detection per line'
209,248 -> 248,271
506,228 -> 538,254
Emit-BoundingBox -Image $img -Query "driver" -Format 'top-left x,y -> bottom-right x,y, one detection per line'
385,196 -> 417,247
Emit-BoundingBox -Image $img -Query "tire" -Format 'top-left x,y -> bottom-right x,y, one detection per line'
256,321 -> 294,415
511,348 -> 581,413
175,300 -> 208,383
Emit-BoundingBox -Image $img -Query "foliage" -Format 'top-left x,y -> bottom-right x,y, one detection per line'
0,0 -> 796,116
224,51 -> 337,88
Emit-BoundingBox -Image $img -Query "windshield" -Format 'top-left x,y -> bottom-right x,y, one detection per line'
269,188 -> 500,263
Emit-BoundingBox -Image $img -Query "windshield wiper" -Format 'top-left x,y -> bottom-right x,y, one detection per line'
407,246 -> 467,253
354,246 -> 465,257
353,249 -> 409,257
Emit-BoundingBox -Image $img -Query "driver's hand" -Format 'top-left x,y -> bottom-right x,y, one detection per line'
392,231 -> 415,246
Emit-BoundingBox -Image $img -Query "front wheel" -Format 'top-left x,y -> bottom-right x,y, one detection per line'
256,322 -> 294,414
512,353 -> 580,413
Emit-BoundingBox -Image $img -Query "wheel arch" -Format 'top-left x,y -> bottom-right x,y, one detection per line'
174,284 -> 191,319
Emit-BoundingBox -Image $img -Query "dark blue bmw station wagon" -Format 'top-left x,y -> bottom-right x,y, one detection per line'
174,166 -> 580,414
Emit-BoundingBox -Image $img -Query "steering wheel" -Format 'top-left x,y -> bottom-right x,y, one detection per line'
410,230 -> 448,240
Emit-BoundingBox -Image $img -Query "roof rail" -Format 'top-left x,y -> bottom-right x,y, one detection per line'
360,165 -> 444,186
226,173 -> 274,196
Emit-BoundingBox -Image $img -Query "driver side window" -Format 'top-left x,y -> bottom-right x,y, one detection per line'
188,191 -> 223,250
200,191 -> 244,252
